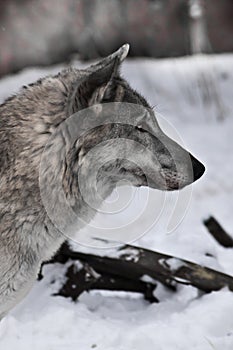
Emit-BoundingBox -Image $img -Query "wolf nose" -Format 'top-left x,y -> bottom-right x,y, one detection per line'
190,154 -> 205,182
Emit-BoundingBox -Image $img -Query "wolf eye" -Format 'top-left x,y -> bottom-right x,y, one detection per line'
135,125 -> 147,133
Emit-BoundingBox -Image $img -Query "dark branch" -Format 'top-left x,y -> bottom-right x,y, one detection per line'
204,216 -> 233,248
50,242 -> 233,295
55,261 -> 158,303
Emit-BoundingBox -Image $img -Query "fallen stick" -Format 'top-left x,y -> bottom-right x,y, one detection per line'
52,242 -> 233,294
56,262 -> 158,303
56,263 -> 100,301
204,216 -> 233,248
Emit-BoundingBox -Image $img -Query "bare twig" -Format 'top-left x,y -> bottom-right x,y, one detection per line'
204,216 -> 233,248
51,242 -> 233,295
55,261 -> 158,303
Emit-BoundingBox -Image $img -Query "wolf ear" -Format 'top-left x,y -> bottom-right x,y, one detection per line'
68,44 -> 129,113
87,43 -> 130,73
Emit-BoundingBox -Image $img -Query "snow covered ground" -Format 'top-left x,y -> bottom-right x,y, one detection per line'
0,54 -> 233,349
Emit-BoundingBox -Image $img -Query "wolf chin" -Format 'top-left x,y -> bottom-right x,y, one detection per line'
0,44 -> 205,319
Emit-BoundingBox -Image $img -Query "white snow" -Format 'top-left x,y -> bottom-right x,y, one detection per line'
0,54 -> 233,349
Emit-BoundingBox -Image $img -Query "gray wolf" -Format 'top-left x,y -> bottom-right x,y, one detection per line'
0,44 -> 205,319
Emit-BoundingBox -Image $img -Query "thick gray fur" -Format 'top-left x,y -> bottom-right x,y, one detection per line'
0,44 -> 205,319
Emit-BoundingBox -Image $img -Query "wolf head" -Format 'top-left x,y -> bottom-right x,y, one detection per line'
65,44 -> 205,194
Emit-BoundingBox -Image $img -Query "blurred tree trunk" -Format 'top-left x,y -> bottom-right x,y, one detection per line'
189,0 -> 211,54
